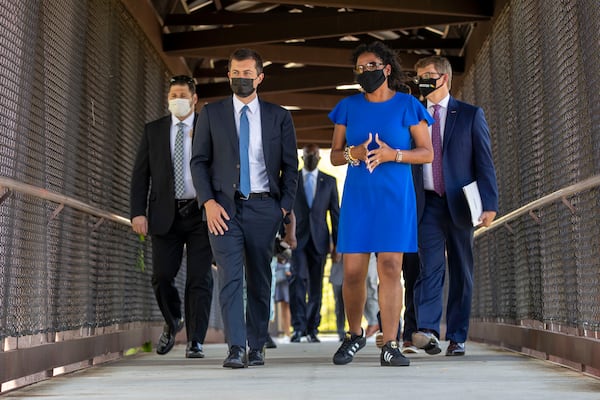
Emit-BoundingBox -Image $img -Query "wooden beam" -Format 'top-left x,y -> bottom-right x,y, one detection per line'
292,113 -> 333,131
163,12 -> 487,53
260,93 -> 344,111
255,0 -> 493,18
120,0 -> 190,76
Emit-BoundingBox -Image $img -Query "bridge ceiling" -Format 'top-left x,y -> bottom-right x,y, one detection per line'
150,0 -> 493,147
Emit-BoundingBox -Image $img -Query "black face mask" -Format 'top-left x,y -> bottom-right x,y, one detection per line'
356,69 -> 386,93
417,77 -> 441,98
303,154 -> 319,171
230,78 -> 256,98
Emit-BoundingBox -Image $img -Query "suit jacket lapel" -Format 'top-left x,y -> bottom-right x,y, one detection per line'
259,100 -> 273,167
220,98 -> 240,160
444,96 -> 459,150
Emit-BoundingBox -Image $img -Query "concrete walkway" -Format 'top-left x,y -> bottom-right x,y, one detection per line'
4,336 -> 600,399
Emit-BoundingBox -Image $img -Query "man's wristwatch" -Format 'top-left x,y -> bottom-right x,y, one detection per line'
395,150 -> 403,162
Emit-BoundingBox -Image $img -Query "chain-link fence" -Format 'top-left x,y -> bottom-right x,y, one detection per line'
0,0 -> 185,340
459,0 -> 600,332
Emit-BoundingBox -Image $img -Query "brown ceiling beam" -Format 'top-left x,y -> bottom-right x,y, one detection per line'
197,68 -> 355,101
260,93 -> 344,111
255,0 -> 493,18
292,113 -> 333,131
164,9 -> 344,25
296,129 -> 335,147
163,12 -> 488,53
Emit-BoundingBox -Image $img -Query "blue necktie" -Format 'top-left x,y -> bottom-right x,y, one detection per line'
173,122 -> 185,198
239,105 -> 250,197
305,173 -> 314,208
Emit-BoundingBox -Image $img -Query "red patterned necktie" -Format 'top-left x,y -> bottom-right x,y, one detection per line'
431,104 -> 445,196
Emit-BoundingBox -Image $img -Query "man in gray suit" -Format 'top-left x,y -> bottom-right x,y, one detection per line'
191,48 -> 298,368
130,75 -> 213,359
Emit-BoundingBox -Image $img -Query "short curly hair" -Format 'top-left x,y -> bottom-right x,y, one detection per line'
351,41 -> 409,93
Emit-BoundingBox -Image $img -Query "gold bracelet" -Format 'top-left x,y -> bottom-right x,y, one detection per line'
343,146 -> 359,166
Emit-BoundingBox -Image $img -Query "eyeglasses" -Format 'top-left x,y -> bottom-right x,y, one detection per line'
412,72 -> 444,83
169,75 -> 195,85
354,62 -> 385,74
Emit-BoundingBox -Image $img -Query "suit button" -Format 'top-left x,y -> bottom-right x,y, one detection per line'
236,164 -> 240,169
233,183 -> 238,189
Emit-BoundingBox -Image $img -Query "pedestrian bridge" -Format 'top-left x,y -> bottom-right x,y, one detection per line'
1,175 -> 599,396
2,338 -> 600,399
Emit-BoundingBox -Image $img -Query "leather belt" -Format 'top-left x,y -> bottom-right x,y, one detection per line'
175,199 -> 195,208
236,192 -> 272,200
425,190 -> 445,198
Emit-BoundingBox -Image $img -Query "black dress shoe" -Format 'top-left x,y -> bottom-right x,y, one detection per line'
290,331 -> 303,343
446,341 -> 465,356
223,345 -> 247,368
306,333 -> 320,343
156,318 -> 184,355
185,341 -> 205,358
248,348 -> 265,366
265,335 -> 277,349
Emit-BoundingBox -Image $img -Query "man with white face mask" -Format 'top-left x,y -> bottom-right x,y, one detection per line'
130,75 -> 213,359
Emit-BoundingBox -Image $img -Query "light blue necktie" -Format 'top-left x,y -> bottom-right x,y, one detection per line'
173,122 -> 185,198
239,105 -> 250,197
305,173 -> 314,208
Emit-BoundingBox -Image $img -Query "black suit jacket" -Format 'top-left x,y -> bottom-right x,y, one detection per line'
294,170 -> 340,255
190,97 -> 298,217
130,113 -> 197,235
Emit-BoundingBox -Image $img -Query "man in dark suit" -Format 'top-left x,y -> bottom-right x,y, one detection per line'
411,56 -> 498,356
190,48 -> 298,369
289,144 -> 340,343
130,75 -> 213,359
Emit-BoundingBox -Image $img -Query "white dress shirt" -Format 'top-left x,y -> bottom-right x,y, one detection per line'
170,113 -> 196,199
423,94 -> 450,192
233,95 -> 270,193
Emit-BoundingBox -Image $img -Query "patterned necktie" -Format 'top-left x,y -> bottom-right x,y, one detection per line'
305,173 -> 314,208
431,104 -> 445,196
173,122 -> 185,198
239,105 -> 250,197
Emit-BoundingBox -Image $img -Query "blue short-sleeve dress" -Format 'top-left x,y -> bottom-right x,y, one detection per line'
328,92 -> 433,253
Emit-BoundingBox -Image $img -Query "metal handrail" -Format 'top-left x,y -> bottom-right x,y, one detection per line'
3,174 -> 600,237
0,175 -> 131,227
474,174 -> 600,238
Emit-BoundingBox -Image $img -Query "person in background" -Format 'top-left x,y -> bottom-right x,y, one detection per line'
273,240 -> 293,339
289,144 -> 340,343
363,253 -> 379,338
130,75 -> 213,359
329,41 -> 433,367
411,55 -> 498,357
190,48 -> 298,368
329,253 -> 345,341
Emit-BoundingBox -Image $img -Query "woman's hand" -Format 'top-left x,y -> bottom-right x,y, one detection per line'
366,133 -> 393,173
349,133 -> 373,163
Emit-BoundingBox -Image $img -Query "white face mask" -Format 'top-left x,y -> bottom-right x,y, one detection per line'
168,98 -> 192,118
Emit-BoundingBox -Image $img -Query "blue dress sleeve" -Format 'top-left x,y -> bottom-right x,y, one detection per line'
403,95 -> 434,127
328,98 -> 348,126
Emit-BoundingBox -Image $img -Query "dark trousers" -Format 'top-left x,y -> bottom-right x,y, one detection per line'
414,193 -> 474,343
289,239 -> 327,335
331,283 -> 345,340
151,209 -> 213,342
402,252 -> 420,342
210,196 -> 281,350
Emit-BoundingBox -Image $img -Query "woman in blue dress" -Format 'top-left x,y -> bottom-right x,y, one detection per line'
329,41 -> 433,367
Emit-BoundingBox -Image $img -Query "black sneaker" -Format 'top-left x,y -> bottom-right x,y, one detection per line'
333,329 -> 366,365
380,340 -> 410,366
